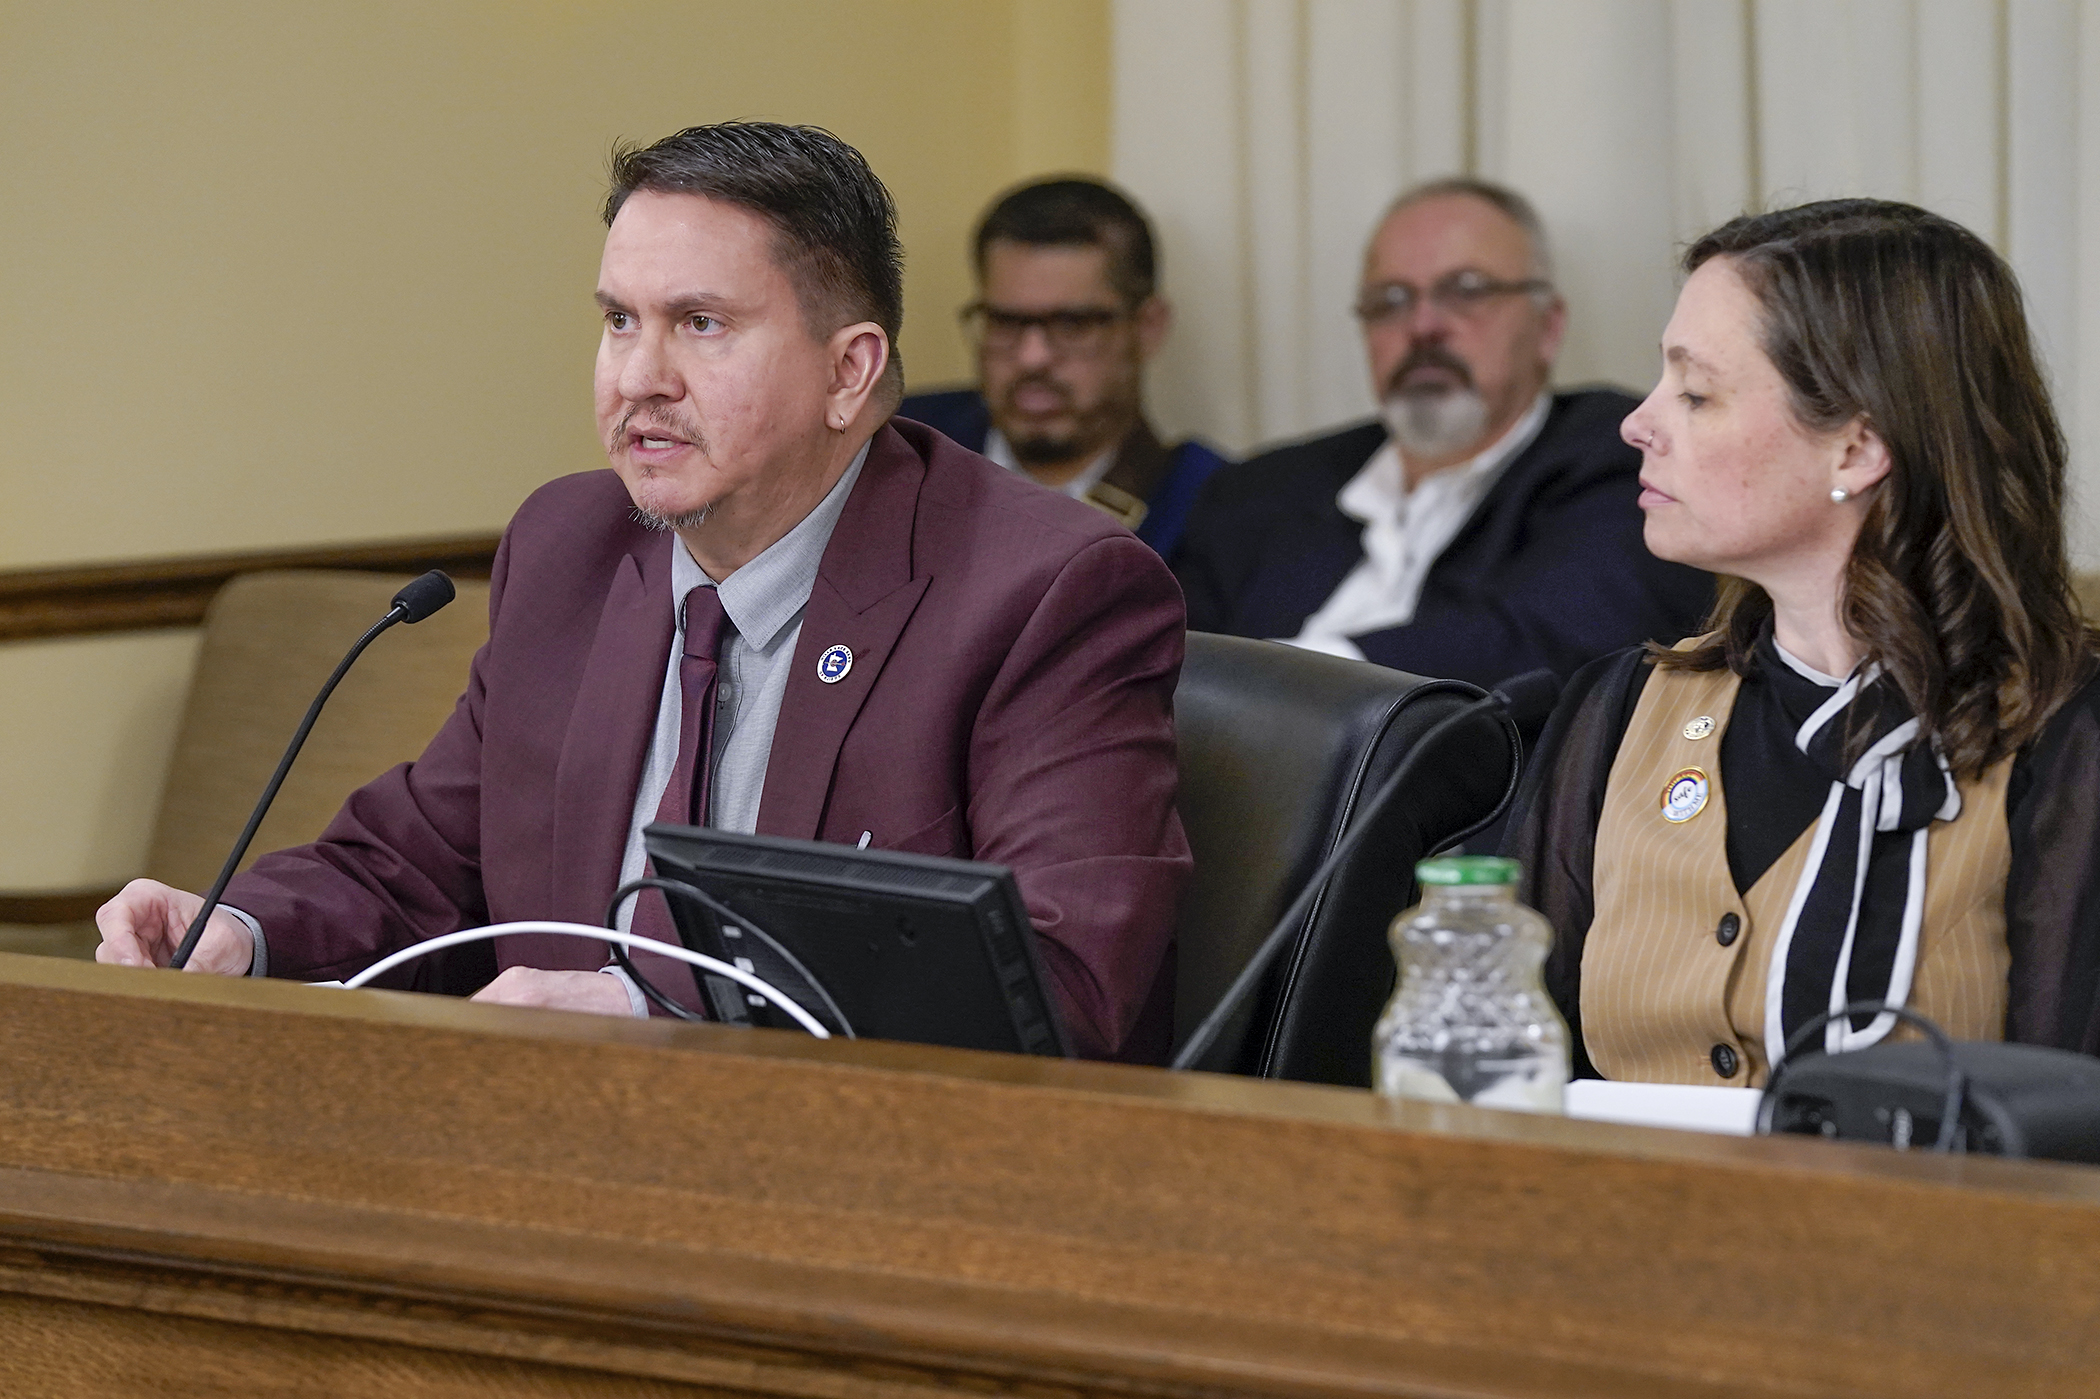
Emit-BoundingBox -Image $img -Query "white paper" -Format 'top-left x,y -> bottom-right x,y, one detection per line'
1564,1080 -> 1762,1136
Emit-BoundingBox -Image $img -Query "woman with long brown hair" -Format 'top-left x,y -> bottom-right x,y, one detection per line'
1507,198 -> 2100,1087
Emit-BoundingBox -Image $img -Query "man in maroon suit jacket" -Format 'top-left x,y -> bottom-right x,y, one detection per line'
96,123 -> 1190,1062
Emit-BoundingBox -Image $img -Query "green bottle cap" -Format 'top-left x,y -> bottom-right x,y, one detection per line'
1415,855 -> 1521,886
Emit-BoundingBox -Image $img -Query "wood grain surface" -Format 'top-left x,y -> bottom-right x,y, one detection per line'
0,952 -> 2094,1398
0,533 -> 499,642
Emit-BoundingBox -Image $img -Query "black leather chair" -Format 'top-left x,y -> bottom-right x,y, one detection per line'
1171,633 -> 1521,1086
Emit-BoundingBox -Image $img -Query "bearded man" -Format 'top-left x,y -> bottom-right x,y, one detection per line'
1173,178 -> 1708,691
902,179 -> 1225,558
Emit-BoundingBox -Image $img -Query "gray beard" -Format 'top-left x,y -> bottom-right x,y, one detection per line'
631,503 -> 712,532
1381,387 -> 1489,460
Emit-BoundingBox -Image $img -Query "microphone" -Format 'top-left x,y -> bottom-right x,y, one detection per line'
1169,667 -> 1559,1072
390,569 -> 456,623
167,570 -> 458,970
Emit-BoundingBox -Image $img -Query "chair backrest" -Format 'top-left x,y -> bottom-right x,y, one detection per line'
146,570 -> 490,892
1171,633 -> 1519,1086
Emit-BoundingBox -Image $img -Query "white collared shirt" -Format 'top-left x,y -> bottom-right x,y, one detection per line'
983,427 -> 1117,500
1286,393 -> 1551,662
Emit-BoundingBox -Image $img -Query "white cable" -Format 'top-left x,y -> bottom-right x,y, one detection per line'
336,921 -> 831,1038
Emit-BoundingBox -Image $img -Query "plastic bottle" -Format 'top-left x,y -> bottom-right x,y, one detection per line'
1373,855 -> 1569,1113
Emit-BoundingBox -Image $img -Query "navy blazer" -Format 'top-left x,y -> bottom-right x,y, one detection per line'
898,389 -> 1226,559
1173,389 -> 1713,690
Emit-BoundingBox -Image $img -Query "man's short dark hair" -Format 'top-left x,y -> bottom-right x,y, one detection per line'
605,122 -> 905,397
972,178 -> 1158,306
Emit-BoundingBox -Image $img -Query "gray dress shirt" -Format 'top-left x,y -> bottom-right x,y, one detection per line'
613,445 -> 867,915
600,445 -> 865,1012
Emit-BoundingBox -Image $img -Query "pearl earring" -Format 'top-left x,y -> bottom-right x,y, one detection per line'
1830,487 -> 1850,504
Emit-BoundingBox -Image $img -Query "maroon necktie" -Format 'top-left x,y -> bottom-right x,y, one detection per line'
658,585 -> 730,830
627,585 -> 730,1014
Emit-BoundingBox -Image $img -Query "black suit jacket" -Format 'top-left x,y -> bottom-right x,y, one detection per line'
897,388 -> 1226,558
1173,389 -> 1712,690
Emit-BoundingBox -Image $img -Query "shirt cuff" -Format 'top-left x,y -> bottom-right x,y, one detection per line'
221,905 -> 267,978
1277,633 -> 1367,663
599,963 -> 650,1018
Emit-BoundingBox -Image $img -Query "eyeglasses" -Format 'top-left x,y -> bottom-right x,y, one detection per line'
1354,271 -> 1554,325
961,302 -> 1130,355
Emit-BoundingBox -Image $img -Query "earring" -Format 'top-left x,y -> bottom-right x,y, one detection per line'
1830,486 -> 1850,504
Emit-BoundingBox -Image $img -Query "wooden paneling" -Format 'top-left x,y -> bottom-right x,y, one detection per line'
0,535 -> 500,642
0,951 -> 2095,1397
0,1292 -> 713,1399
0,889 -> 111,923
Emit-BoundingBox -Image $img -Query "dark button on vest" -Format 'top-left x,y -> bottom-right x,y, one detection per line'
1716,912 -> 1741,947
1710,1043 -> 1740,1078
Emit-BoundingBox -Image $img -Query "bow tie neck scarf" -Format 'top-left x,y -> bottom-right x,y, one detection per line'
1763,663 -> 1962,1064
628,585 -> 732,1015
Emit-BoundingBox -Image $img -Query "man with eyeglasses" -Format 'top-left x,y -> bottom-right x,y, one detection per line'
1174,178 -> 1708,693
900,178 -> 1228,557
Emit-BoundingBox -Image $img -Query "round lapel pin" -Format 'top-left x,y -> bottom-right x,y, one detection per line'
816,644 -> 853,684
1661,767 -> 1709,823
1682,714 -> 1716,741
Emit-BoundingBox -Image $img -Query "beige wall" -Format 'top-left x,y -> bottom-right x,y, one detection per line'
0,0 -> 1109,891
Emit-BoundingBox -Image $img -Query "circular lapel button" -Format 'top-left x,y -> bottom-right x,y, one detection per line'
816,644 -> 853,684
1716,912 -> 1741,947
1661,768 -> 1709,823
1710,1043 -> 1740,1078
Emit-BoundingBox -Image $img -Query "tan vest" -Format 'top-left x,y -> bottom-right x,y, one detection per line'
1582,657 -> 2013,1086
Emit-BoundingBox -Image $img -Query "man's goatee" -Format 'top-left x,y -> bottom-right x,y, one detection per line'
1382,385 -> 1489,459
632,503 -> 713,531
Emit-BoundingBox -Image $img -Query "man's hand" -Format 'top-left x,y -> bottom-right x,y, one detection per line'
471,967 -> 636,1017
95,879 -> 255,975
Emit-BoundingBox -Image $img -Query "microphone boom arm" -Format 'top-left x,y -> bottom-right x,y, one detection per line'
168,572 -> 455,970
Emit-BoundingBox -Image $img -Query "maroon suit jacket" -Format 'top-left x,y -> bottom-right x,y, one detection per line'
225,421 -> 1191,1061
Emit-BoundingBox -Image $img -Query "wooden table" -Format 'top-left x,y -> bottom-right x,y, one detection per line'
0,951 -> 2094,1397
